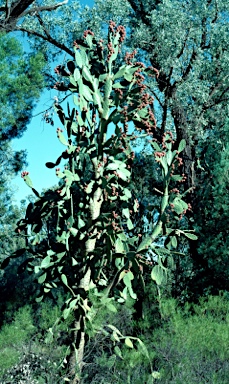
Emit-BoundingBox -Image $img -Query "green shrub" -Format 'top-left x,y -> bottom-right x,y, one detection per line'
0,301 -> 68,383
1,293 -> 228,383
151,294 -> 229,383
0,305 -> 34,374
81,293 -> 229,384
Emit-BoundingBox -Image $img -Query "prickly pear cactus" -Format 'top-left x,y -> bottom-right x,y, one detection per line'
12,22 -> 195,382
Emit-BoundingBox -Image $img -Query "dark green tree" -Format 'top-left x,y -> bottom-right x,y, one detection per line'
0,32 -> 45,183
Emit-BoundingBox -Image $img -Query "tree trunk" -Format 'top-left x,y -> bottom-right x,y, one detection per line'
66,177 -> 103,383
67,268 -> 91,384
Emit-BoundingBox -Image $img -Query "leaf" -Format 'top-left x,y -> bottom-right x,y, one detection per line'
173,197 -> 188,215
73,95 -> 80,106
57,131 -> 68,146
83,86 -> 93,101
137,235 -> 152,252
160,157 -> 168,175
117,232 -> 127,241
112,331 -> 120,341
120,286 -> 128,300
69,298 -> 78,309
127,218 -> 134,230
114,346 -> 123,359
109,44 -> 119,63
122,208 -> 130,219
55,106 -> 65,125
123,188 -> 132,199
75,50 -> 83,68
85,34 -> 93,48
124,72 -> 133,82
123,271 -> 134,288
183,232 -> 198,240
104,77 -> 113,98
78,217 -> 85,229
63,307 -> 71,320
45,162 -> 56,169
151,265 -> 166,285
112,82 -> 125,89
67,60 -> 75,73
61,274 -> 68,287
82,65 -> 93,83
66,215 -> 74,228
72,257 -> 78,266
64,169 -> 74,179
151,141 -> 161,152
102,98 -> 109,119
113,65 -> 126,80
106,162 -> 119,171
171,174 -> 183,181
69,227 -> 78,236
125,337 -> 134,348
161,195 -> 169,212
69,75 -> 77,87
38,272 -> 47,284
117,169 -> 131,181
41,255 -> 51,269
178,139 -> 186,153
93,91 -> 103,109
171,236 -> 178,248
36,295 -> 44,303
80,50 -> 88,66
115,238 -> 125,253
137,339 -> 150,359
23,175 -> 33,188
106,324 -> 122,336
74,68 -> 81,82
107,303 -> 117,313
128,285 -> 137,299
32,188 -> 40,198
166,150 -> 173,166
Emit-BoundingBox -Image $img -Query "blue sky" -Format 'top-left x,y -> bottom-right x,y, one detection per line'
12,0 -> 95,204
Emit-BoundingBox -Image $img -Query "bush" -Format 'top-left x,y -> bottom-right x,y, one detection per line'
81,293 -> 229,384
151,294 -> 229,383
0,292 -> 228,383
0,300 -> 69,383
0,306 -> 35,375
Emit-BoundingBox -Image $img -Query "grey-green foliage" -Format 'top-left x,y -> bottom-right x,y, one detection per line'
111,0 -> 229,295
84,0 -> 229,198
20,0 -> 82,58
125,0 -> 229,127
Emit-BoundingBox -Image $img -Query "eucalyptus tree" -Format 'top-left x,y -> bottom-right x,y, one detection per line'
77,0 -> 229,297
92,0 -> 229,296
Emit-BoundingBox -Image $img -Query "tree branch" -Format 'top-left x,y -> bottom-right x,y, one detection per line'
18,0 -> 68,19
0,0 -> 68,32
15,25 -> 74,57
